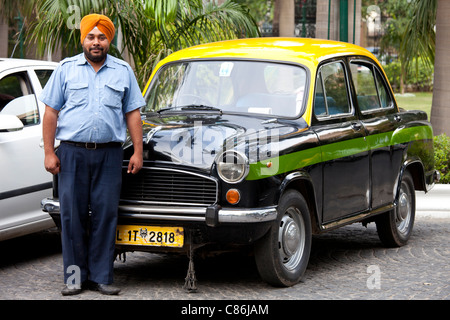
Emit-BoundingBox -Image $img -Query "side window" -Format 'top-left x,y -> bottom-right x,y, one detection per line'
350,61 -> 393,111
314,61 -> 351,117
375,70 -> 392,109
0,72 -> 40,126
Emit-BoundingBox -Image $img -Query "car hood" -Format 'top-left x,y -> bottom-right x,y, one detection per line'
125,112 -> 308,173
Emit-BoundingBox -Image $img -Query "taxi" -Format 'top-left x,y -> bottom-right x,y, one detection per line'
43,38 -> 439,287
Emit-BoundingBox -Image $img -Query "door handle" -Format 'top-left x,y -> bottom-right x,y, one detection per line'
351,122 -> 362,131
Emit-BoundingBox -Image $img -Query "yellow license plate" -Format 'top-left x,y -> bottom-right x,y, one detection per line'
116,225 -> 184,247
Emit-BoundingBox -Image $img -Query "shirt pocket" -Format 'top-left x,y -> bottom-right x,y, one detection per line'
67,82 -> 89,106
102,84 -> 125,109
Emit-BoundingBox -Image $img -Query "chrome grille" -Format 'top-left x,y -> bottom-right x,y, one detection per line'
120,167 -> 217,206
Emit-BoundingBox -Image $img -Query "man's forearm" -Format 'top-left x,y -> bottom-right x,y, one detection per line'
42,106 -> 58,155
126,109 -> 143,153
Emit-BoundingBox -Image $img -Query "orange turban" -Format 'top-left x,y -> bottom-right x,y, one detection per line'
80,14 -> 115,44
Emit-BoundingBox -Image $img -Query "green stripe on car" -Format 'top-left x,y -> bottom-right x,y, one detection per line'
246,125 -> 433,180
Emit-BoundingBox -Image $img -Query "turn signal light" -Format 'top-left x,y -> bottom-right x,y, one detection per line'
226,189 -> 241,205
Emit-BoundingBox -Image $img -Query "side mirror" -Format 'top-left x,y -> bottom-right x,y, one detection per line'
0,114 -> 24,132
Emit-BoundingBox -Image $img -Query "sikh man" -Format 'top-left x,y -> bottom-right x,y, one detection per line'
40,14 -> 145,296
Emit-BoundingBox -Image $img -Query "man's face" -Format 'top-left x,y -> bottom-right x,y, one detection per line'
82,27 -> 110,63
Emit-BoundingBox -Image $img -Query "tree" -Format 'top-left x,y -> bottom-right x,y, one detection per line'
429,0 -> 450,136
14,0 -> 259,85
379,0 -> 411,94
403,0 -> 449,136
381,0 -> 448,136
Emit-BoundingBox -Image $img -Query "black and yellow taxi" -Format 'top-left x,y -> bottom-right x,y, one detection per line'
43,38 -> 439,287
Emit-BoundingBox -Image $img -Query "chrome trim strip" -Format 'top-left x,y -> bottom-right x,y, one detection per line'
119,199 -> 213,207
320,204 -> 394,231
120,213 -> 205,222
42,198 -> 278,224
119,205 -> 206,215
218,206 -> 277,223
118,204 -> 277,223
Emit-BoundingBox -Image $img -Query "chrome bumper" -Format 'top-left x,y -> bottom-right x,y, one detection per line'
41,198 -> 277,226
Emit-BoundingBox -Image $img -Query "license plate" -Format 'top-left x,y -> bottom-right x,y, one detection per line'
116,225 -> 184,248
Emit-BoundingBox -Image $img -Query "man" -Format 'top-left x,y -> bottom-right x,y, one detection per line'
40,14 -> 145,296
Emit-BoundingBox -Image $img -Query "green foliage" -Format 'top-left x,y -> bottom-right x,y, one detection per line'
434,134 -> 450,184
383,58 -> 433,92
24,0 -> 260,87
401,0 -> 436,69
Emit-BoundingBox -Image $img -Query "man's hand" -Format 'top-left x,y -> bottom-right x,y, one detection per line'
45,152 -> 61,175
127,152 -> 143,174
43,105 -> 60,175
126,108 -> 143,174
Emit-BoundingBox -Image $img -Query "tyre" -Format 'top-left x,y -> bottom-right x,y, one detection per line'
376,171 -> 415,247
254,190 -> 312,287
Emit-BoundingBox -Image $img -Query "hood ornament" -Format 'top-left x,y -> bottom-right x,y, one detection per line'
145,126 -> 163,144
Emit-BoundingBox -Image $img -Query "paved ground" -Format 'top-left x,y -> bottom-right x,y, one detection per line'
0,186 -> 448,309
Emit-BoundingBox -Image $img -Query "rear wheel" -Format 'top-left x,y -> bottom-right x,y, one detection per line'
254,190 -> 312,287
376,171 -> 415,247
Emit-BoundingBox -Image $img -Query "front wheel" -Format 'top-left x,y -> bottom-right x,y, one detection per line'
254,190 -> 312,287
376,171 -> 415,247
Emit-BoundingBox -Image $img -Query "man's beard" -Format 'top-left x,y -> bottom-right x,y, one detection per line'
83,45 -> 108,63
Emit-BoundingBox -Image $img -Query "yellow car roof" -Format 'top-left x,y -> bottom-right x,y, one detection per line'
158,37 -> 375,67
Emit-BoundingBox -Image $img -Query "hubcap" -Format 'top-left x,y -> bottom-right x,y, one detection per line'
396,189 -> 411,234
278,208 -> 305,271
283,219 -> 300,256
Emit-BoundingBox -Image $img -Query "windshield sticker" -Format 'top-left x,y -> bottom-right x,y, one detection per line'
219,62 -> 234,77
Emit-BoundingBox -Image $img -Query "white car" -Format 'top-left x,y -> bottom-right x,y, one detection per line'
0,58 -> 58,241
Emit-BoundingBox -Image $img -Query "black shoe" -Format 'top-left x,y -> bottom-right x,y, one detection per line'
91,283 -> 121,295
61,284 -> 82,296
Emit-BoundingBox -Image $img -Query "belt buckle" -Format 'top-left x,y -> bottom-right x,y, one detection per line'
85,142 -> 97,150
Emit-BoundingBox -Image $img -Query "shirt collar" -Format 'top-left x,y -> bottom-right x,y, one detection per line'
76,53 -> 115,70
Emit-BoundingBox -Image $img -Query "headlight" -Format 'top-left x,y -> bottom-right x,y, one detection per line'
216,150 -> 249,184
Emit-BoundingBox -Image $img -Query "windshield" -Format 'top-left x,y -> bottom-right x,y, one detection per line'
143,60 -> 308,117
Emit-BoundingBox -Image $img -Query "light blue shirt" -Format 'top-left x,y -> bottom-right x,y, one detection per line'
40,53 -> 145,143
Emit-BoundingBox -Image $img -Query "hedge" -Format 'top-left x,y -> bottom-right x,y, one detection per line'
434,133 -> 450,184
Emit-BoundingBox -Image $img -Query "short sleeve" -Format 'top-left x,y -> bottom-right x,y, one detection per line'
122,65 -> 145,114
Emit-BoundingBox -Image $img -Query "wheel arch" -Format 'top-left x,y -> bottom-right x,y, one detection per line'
278,172 -> 321,234
400,159 -> 426,194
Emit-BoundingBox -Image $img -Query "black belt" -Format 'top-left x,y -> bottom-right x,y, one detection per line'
62,141 -> 122,149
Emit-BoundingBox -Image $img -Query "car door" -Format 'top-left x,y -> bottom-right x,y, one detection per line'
0,66 -> 55,240
348,58 -> 403,209
311,60 -> 370,223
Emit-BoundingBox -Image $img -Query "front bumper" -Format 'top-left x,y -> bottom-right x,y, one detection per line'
41,198 -> 278,227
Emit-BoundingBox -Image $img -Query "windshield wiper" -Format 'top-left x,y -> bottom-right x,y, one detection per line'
180,105 -> 222,114
156,106 -> 180,114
